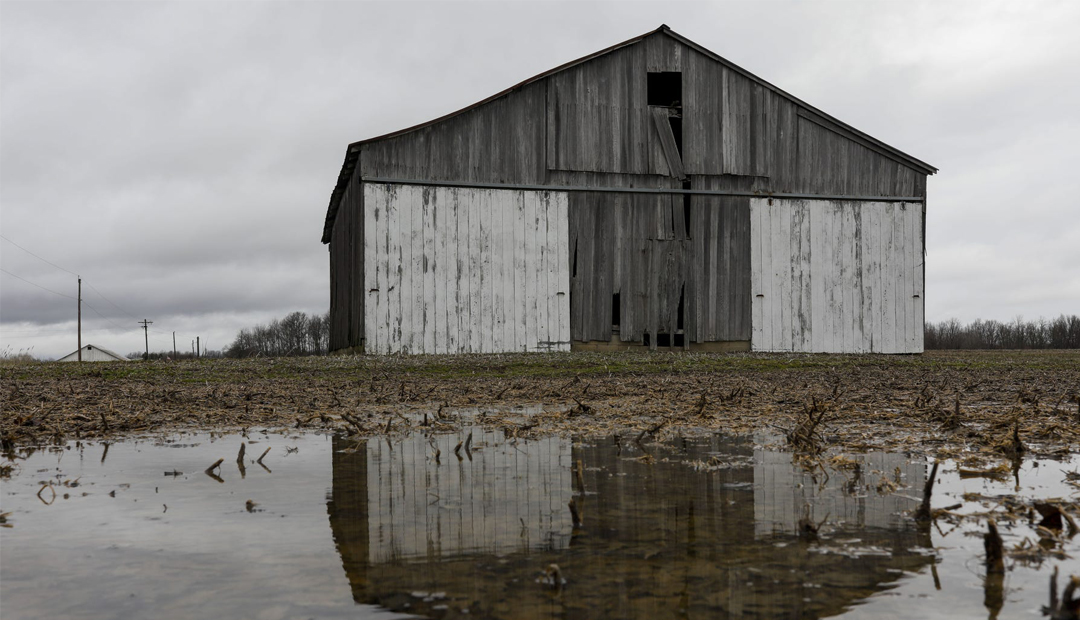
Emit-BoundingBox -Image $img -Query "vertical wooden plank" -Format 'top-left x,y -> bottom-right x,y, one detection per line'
434,189 -> 447,354
537,193 -> 551,350
546,192 -> 559,349
851,206 -> 866,353
468,186 -> 482,353
861,204 -> 875,353
870,202 -> 883,353
798,200 -> 813,352
422,189 -> 437,354
365,184 -> 381,355
760,199 -> 774,350
837,203 -> 851,353
556,192 -> 570,350
524,191 -> 538,351
443,189 -> 457,354
790,201 -> 808,352
455,188 -> 470,353
501,191 -> 517,351
490,189 -> 504,353
912,202 -> 925,353
847,203 -> 860,352
411,185 -> 426,353
895,202 -> 909,353
479,189 -> 493,353
809,201 -> 824,352
750,200 -> 763,350
830,202 -> 844,352
879,203 -> 896,353
397,185 -> 414,353
386,185 -> 402,354
777,200 -> 793,352
514,192 -> 527,351
707,198 -> 719,342
767,200 -> 781,350
901,203 -> 915,353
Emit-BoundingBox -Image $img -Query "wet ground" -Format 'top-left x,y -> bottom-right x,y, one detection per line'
2,417 -> 1077,619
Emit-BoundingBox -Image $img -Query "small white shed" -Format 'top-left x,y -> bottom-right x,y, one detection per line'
56,344 -> 129,362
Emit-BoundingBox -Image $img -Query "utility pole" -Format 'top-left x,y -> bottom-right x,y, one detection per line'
172,332 -> 177,359
77,277 -> 82,362
139,319 -> 153,361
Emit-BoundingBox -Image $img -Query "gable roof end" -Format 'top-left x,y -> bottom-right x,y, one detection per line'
321,25 -> 937,243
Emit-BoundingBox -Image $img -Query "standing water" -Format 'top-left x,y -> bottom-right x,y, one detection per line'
2,425 -> 1077,619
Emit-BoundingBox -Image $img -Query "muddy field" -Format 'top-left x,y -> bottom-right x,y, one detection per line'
3,350 -> 1078,462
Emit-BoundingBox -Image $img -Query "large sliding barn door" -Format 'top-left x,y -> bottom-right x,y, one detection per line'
363,183 -> 570,354
568,191 -> 750,346
750,198 -> 924,353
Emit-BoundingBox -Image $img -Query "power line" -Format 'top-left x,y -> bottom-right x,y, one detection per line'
2,234 -> 141,320
85,281 -> 139,321
0,268 -> 76,300
81,300 -> 131,332
0,235 -> 79,277
1,268 -> 132,332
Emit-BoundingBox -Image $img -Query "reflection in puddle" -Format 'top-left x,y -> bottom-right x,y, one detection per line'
1,429 -> 1076,619
329,431 -> 939,618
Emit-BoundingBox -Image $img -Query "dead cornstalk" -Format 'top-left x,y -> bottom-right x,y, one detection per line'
915,461 -> 940,522
985,519 -> 1005,574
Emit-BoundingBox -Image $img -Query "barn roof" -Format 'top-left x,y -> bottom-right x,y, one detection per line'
322,25 -> 937,243
56,344 -> 129,362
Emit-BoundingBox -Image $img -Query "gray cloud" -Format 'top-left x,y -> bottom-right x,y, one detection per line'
3,0 -> 1078,359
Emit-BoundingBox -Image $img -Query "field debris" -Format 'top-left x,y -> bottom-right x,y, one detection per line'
0,351 -> 1076,462
1044,567 -> 1080,620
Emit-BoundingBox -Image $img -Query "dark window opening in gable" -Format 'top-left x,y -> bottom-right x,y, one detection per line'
647,72 -> 682,107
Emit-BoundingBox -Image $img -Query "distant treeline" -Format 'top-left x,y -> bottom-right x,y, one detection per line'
225,311 -> 330,358
217,311 -> 1079,356
126,350 -> 224,360
924,315 -> 1080,350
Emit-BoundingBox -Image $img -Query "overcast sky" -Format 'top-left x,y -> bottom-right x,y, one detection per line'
2,0 -> 1078,359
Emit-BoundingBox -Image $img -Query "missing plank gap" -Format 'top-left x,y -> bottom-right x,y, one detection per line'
611,292 -> 621,328
682,180 -> 692,238
677,283 -> 686,331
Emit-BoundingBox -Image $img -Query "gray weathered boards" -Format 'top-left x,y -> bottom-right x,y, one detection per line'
322,25 -> 936,354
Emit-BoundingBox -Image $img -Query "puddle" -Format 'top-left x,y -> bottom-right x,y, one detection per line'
1,427 -> 1077,619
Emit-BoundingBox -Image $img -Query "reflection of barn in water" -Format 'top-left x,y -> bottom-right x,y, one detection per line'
328,431 -> 932,619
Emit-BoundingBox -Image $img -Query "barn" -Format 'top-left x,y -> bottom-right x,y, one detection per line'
321,25 -> 936,355
56,344 -> 128,363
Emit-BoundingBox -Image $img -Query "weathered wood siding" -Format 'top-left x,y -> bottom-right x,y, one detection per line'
364,183 -> 569,354
329,166 -> 364,352
359,82 -> 548,185
750,198 -> 924,353
326,29 -> 933,353
569,189 -> 750,344
363,426 -> 571,562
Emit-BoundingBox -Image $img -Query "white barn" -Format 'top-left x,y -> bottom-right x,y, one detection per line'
56,344 -> 129,363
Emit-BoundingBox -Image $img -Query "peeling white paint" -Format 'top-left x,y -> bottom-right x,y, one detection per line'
364,183 -> 570,354
751,198 -> 923,353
